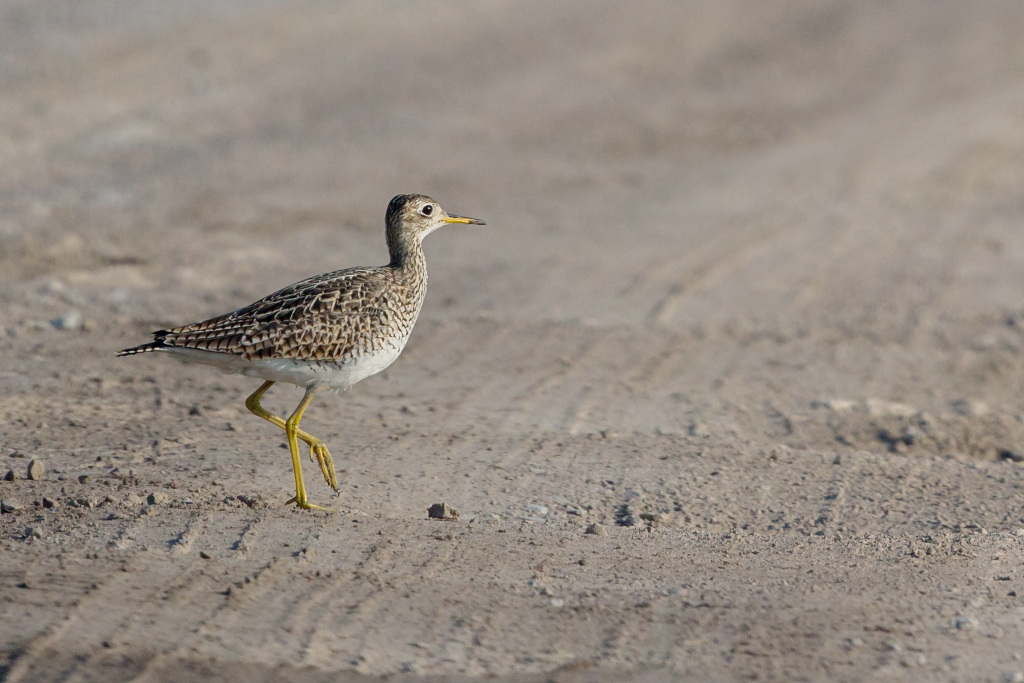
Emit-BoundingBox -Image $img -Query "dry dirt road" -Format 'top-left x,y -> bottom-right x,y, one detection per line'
3,1 -> 1024,681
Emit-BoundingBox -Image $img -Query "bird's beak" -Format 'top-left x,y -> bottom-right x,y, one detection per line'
443,214 -> 486,225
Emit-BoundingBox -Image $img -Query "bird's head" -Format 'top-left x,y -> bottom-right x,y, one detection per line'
386,194 -> 485,240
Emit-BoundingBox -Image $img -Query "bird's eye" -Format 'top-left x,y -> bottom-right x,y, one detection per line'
420,204 -> 433,216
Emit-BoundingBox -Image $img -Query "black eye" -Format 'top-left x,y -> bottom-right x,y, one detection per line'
420,204 -> 433,216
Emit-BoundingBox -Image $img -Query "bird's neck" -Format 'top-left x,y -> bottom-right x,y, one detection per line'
387,228 -> 428,281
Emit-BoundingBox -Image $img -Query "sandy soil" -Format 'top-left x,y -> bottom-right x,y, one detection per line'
3,1 -> 1024,680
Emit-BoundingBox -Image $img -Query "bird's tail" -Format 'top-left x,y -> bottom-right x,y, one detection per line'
116,340 -> 166,357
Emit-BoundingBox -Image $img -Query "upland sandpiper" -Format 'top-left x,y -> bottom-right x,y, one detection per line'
118,194 -> 485,510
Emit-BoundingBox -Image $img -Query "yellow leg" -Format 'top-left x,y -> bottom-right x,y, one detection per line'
244,381 -> 338,510
244,381 -> 323,447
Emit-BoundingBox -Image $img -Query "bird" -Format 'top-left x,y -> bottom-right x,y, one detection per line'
118,194 -> 485,510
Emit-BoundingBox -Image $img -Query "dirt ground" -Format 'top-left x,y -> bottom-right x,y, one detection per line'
3,1 -> 1024,681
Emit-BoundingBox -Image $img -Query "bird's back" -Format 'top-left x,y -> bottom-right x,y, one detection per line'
119,264 -> 426,365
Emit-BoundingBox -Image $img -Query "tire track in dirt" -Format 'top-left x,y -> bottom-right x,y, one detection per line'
127,554 -> 289,679
3,508 -> 303,681
642,222 -> 791,328
397,318 -> 607,435
388,308 -> 1024,460
396,319 -> 689,437
300,530 -> 465,673
128,518 -> 469,675
83,511 -> 335,678
5,552 -> 200,682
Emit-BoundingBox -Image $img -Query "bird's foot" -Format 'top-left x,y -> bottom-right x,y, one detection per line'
285,494 -> 335,512
306,440 -> 339,491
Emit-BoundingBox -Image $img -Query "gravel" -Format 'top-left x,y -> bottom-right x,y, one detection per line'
1,498 -> 26,513
427,502 -> 458,520
27,459 -> 44,480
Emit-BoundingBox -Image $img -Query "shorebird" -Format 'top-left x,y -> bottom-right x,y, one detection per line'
118,194 -> 485,510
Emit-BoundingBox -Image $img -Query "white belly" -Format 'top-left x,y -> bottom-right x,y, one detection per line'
165,342 -> 407,391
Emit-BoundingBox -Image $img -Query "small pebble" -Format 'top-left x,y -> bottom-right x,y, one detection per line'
825,399 -> 856,412
50,310 -> 82,331
4,469 -> 16,481
954,616 -> 978,631
27,459 -> 44,480
236,494 -> 263,508
640,511 -> 675,525
585,523 -> 608,536
688,422 -> 710,437
1003,672 -> 1024,683
1,498 -> 26,513
42,497 -> 57,509
427,502 -> 458,520
525,503 -> 548,516
999,449 -> 1024,463
147,491 -> 170,505
24,527 -> 41,540
549,598 -> 565,608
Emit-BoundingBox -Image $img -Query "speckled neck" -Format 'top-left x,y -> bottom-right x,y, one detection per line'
387,222 -> 423,265
387,227 -> 429,302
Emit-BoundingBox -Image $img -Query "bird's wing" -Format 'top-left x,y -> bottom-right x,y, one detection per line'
152,268 -> 400,361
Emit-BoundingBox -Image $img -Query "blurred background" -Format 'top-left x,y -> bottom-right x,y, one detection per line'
3,0 -> 1024,326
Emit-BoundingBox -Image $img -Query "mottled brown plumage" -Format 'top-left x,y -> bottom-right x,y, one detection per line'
118,194 -> 485,510
126,265 -> 418,362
